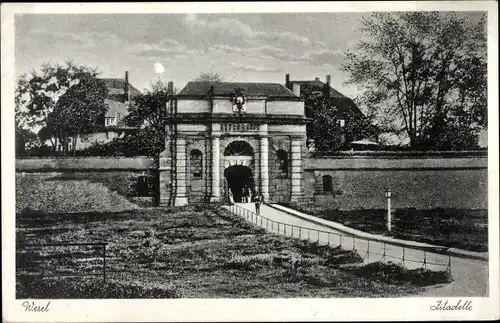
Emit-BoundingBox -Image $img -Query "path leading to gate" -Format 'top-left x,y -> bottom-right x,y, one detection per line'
226,203 -> 488,297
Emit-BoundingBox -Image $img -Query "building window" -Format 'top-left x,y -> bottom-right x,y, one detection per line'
276,149 -> 289,178
322,175 -> 333,192
105,117 -> 116,127
190,149 -> 203,179
338,119 -> 346,128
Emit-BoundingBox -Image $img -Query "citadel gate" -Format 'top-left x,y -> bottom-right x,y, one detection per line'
158,81 -> 307,206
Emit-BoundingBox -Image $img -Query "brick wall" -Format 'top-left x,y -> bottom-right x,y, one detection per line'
303,152 -> 488,210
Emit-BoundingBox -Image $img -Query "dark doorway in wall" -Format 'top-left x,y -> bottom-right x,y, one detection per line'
224,165 -> 255,202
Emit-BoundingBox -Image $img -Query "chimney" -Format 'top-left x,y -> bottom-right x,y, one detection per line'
285,73 -> 290,89
167,81 -> 174,94
124,71 -> 130,103
325,74 -> 331,98
315,77 -> 320,81
292,83 -> 301,97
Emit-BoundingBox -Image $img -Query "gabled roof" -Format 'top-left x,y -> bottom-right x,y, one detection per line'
177,81 -> 299,99
291,80 -> 346,99
99,78 -> 142,98
104,99 -> 128,119
99,78 -> 141,121
290,79 -> 363,117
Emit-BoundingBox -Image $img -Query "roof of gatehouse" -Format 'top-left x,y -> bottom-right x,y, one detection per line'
176,81 -> 299,99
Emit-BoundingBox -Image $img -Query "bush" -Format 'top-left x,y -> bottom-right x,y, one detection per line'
350,261 -> 452,286
78,129 -> 163,157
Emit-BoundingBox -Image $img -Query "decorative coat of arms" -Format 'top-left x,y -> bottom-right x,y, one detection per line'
231,87 -> 247,113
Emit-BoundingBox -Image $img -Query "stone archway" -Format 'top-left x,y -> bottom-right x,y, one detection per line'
224,165 -> 255,202
222,140 -> 255,202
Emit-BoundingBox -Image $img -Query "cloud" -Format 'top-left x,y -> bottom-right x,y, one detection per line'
126,38 -> 199,61
29,28 -> 122,50
182,14 -> 315,56
298,49 -> 345,66
230,61 -> 282,73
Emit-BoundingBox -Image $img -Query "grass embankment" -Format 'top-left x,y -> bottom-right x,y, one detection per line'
16,173 -> 451,298
281,202 -> 487,252
16,172 -> 154,212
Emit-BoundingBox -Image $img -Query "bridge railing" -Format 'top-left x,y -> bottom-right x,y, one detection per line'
226,203 -> 451,275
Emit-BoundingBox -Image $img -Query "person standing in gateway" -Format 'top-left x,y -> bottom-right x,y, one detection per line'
253,191 -> 263,215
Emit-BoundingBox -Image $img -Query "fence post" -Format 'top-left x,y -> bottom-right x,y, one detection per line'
308,228 -> 311,240
102,244 -> 106,284
317,230 -> 320,243
423,250 -> 427,269
382,242 -> 386,261
353,236 -> 356,250
402,247 -> 405,267
284,224 -> 287,236
299,227 -> 302,239
367,240 -> 370,262
339,234 -> 342,248
327,232 -> 330,246
447,249 -> 452,276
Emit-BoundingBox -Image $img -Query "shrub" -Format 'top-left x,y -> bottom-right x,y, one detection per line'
350,261 -> 452,286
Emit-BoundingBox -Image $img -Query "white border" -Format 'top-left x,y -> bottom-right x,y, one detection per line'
2,2 -> 499,322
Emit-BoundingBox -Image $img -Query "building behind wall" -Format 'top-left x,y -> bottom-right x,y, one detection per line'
286,74 -> 378,149
158,80 -> 309,206
45,71 -> 143,152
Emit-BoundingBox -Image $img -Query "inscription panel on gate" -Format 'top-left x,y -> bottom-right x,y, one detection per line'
222,123 -> 259,134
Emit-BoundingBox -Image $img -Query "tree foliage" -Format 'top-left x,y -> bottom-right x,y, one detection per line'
303,87 -> 377,151
122,80 -> 173,154
194,72 -> 223,82
342,12 -> 486,150
15,127 -> 39,157
52,75 -> 108,154
78,128 -> 164,157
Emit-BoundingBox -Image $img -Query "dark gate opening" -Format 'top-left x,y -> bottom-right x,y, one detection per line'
224,165 -> 255,203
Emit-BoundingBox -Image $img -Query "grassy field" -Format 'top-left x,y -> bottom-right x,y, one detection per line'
281,202 -> 488,252
16,173 -> 451,298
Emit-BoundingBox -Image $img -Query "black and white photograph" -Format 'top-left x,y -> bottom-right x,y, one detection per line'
2,2 -> 499,322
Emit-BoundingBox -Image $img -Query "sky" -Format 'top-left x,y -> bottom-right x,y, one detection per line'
15,13 -> 369,97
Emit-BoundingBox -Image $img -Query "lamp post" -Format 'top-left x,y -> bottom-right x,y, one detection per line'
385,187 -> 392,232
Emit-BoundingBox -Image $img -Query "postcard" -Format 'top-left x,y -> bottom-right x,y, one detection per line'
2,1 -> 499,322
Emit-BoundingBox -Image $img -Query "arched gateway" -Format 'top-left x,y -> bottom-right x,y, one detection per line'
158,81 -> 307,206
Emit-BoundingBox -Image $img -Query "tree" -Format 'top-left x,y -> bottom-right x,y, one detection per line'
303,87 -> 376,152
15,60 -> 103,152
123,80 -> 173,155
52,75 -> 108,155
342,12 -> 486,150
194,72 -> 223,82
15,127 -> 39,157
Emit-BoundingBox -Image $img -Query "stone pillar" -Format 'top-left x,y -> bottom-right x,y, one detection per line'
210,134 -> 221,201
260,136 -> 269,200
158,146 -> 172,206
174,137 -> 188,206
290,137 -> 304,202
